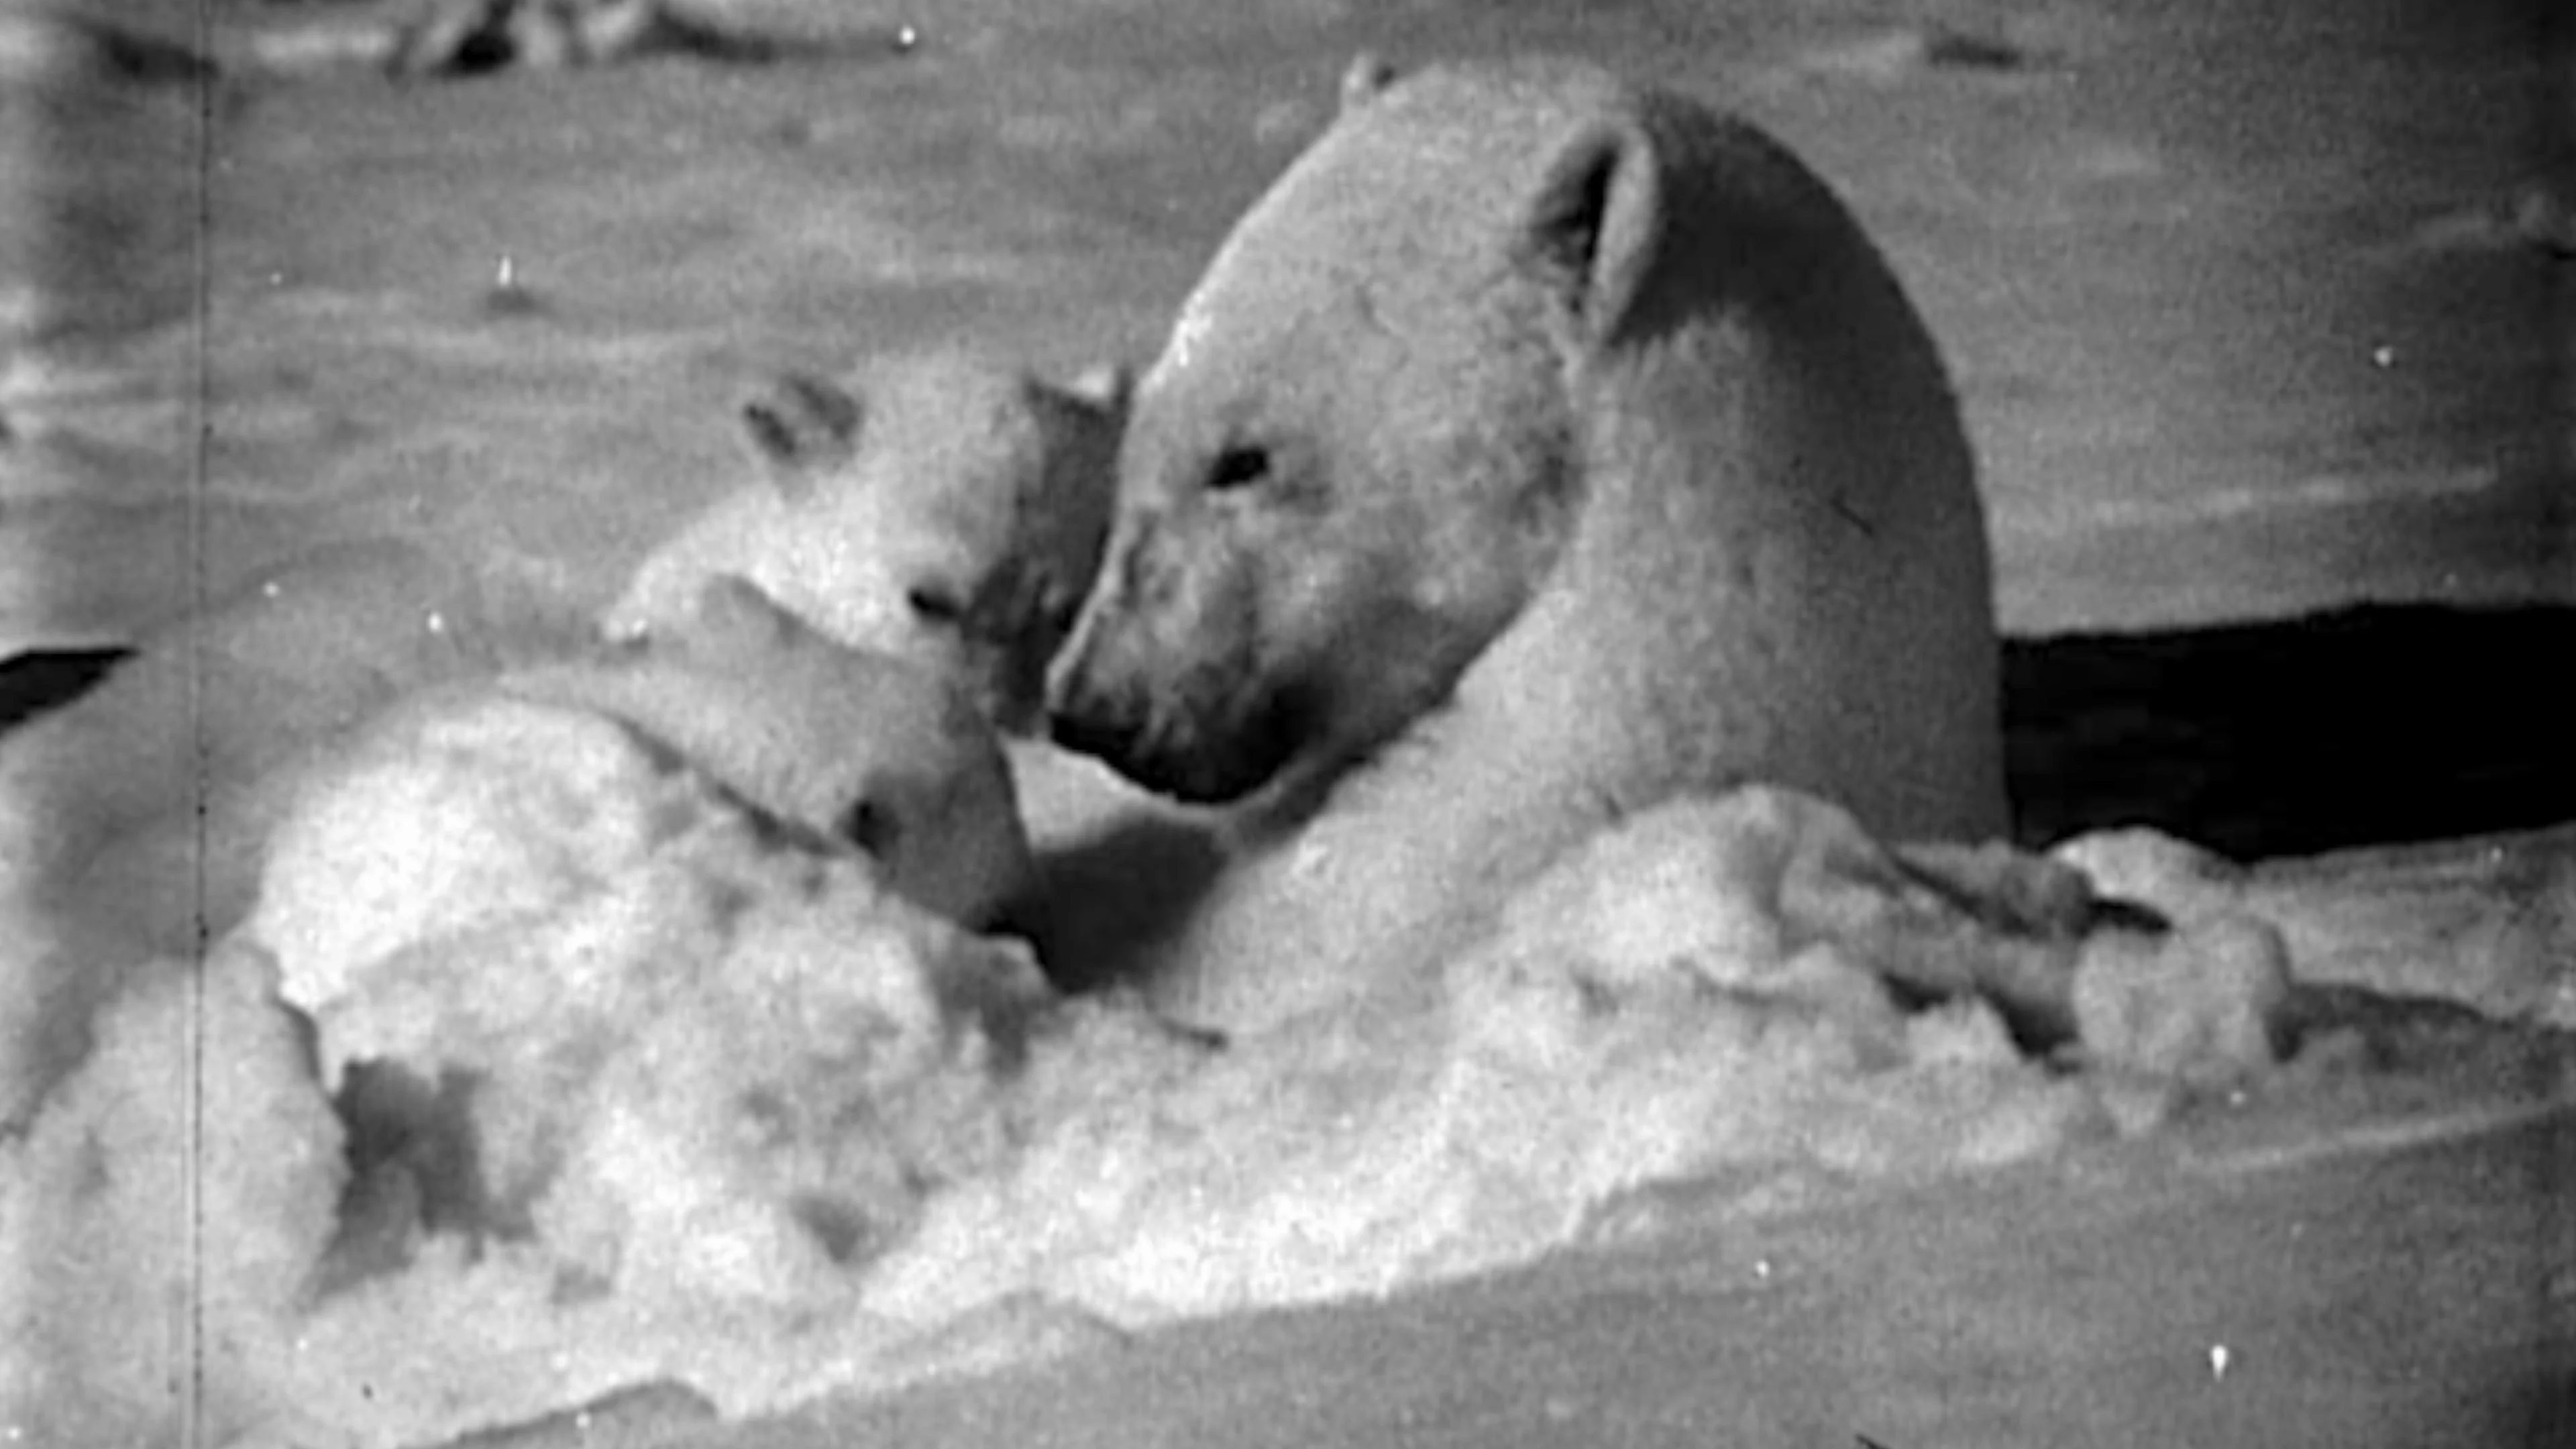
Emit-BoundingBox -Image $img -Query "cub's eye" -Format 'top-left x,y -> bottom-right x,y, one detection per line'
840,798 -> 899,858
906,582 -> 967,625
1205,444 -> 1272,493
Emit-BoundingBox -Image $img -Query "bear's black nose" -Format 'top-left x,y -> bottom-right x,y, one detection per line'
1048,699 -> 1145,769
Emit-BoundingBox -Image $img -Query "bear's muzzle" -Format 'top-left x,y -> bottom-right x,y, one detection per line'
1046,622 -> 1300,807
1046,502 -> 1311,806
1044,586 -> 1173,786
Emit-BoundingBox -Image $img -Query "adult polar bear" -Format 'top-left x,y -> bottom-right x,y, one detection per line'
1046,56 -> 2008,1031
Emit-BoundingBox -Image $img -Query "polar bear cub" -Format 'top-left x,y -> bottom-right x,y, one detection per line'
604,351 -> 1130,736
509,576 -> 1030,932
249,574 -> 1032,1024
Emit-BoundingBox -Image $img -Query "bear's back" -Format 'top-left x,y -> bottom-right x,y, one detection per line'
1522,72 -> 2002,843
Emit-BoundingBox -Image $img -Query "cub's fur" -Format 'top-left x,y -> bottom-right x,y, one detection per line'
1047,57 -> 2007,1030
506,577 -> 1028,933
0,539 -> 584,957
0,559 -> 1030,1126
605,352 -> 1129,736
0,539 -> 590,1124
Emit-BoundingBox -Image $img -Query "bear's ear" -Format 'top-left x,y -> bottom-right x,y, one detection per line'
1522,120 -> 1662,352
1338,52 -> 1398,116
737,372 -> 865,503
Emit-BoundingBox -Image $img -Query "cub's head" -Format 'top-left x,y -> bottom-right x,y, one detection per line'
1046,56 -> 1676,806
594,576 -> 1034,934
823,354 -> 1130,735
615,352 -> 1129,735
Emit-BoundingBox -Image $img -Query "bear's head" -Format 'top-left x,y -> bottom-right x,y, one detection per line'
1046,58 -> 1682,806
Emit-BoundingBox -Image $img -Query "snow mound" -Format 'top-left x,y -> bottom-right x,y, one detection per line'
3,732 -> 2352,1447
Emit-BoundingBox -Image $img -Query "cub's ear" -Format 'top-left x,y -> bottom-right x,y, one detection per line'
1522,118 -> 1662,352
1059,361 -> 1135,417
1338,52 -> 1398,115
737,372 -> 863,502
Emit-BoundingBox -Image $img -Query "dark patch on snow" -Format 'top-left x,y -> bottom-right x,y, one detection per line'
0,646 -> 131,733
2006,604 -> 2576,860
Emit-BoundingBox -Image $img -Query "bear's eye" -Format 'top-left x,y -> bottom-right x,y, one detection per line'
1205,443 -> 1273,494
906,582 -> 967,626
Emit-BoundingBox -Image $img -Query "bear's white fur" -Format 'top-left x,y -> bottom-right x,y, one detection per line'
1046,57 -> 2008,1031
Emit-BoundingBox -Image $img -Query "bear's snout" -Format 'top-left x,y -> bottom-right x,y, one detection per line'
1046,595 -> 1286,806
1046,651 -> 1202,801
1045,692 -> 1145,770
1044,572 -> 1175,773
1043,483 -> 1309,806
1044,553 -> 1152,763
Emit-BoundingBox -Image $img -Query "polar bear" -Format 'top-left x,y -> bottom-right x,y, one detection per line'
604,351 -> 1130,737
1045,56 -> 2008,1030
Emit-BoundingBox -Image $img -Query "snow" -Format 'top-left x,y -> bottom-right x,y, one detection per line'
0,709 -> 2477,1445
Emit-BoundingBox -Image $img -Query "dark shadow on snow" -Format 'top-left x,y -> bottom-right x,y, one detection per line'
7,603 -> 2574,865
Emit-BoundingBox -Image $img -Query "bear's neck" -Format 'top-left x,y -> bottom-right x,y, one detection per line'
1185,513 -> 1674,1030
1299,370 -> 1766,842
